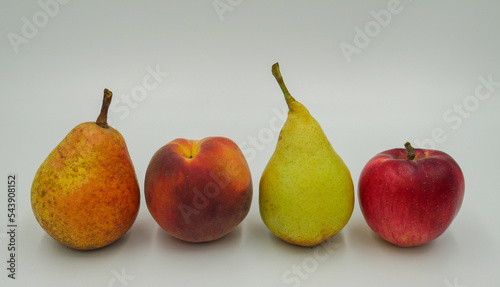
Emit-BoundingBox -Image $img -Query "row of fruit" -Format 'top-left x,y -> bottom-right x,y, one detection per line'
30,63 -> 465,251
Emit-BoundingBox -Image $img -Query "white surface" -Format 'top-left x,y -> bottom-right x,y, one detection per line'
1,1 -> 500,286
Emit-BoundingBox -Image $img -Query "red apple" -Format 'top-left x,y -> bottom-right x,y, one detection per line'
144,137 -> 252,242
358,142 -> 465,247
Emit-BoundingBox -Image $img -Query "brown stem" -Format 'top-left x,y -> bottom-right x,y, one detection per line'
272,63 -> 296,106
96,89 -> 112,128
405,142 -> 415,160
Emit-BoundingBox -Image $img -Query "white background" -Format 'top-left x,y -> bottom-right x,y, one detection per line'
1,1 -> 500,286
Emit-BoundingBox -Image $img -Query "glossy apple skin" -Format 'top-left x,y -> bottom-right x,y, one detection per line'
145,137 -> 252,242
358,148 -> 465,247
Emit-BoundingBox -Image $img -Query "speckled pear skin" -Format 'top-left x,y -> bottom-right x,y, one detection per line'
259,63 -> 354,247
31,90 -> 140,250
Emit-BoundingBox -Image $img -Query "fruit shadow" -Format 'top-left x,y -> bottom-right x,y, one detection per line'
267,227 -> 347,257
36,218 -> 153,261
154,224 -> 244,254
38,229 -> 131,257
347,218 -> 459,258
242,217 -> 348,257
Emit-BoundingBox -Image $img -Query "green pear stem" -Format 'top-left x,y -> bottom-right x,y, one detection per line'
272,63 -> 296,107
96,89 -> 112,129
405,142 -> 415,160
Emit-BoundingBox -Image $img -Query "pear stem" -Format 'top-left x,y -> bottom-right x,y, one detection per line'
272,63 -> 296,106
96,89 -> 112,129
405,142 -> 415,160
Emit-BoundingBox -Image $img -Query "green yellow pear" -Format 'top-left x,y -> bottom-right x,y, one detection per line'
31,89 -> 140,250
259,63 -> 354,247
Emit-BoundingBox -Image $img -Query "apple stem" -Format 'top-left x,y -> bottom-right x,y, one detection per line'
96,89 -> 112,129
272,63 -> 296,107
405,142 -> 415,160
